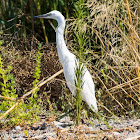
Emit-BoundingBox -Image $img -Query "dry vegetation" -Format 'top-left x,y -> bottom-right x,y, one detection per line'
66,0 -> 140,117
0,38 -> 65,106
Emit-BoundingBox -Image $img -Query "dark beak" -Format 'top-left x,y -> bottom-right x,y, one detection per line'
33,13 -> 51,19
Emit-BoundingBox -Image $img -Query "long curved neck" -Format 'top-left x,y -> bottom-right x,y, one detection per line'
56,21 -> 70,67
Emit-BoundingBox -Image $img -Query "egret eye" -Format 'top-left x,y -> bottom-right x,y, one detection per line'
46,13 -> 52,17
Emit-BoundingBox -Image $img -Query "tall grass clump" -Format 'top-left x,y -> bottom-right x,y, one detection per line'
74,59 -> 85,126
66,0 -> 140,117
72,0 -> 90,125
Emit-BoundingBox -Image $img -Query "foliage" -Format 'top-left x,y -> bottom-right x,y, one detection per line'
0,43 -> 42,126
0,42 -> 26,125
74,60 -> 85,125
26,43 -> 42,122
0,42 -> 17,113
32,43 -> 42,89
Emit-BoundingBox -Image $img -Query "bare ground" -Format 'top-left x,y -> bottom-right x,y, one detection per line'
0,115 -> 140,140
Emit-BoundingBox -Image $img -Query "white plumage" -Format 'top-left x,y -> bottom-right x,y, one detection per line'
34,10 -> 98,112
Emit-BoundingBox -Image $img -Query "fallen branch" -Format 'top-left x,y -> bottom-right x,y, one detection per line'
0,69 -> 63,120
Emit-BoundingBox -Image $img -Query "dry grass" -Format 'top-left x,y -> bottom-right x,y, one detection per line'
65,0 -> 140,117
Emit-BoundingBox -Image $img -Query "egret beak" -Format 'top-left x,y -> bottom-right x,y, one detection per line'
33,13 -> 51,19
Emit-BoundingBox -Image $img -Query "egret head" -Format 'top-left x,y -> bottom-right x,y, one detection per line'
34,10 -> 65,27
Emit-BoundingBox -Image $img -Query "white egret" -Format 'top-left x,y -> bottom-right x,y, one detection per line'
34,10 -> 98,112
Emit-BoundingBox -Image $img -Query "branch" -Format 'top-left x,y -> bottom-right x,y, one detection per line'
0,95 -> 16,101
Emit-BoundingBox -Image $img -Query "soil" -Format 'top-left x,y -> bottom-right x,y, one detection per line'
0,116 -> 140,140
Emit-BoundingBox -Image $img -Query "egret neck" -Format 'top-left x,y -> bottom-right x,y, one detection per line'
56,17 -> 70,67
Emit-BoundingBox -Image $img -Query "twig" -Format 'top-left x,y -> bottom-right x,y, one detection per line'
0,69 -> 63,120
21,69 -> 63,100
0,95 -> 16,101
97,102 -> 117,118
0,100 -> 22,120
48,20 -> 56,32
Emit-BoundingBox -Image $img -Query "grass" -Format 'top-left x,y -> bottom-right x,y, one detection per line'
75,59 -> 84,126
73,0 -> 87,126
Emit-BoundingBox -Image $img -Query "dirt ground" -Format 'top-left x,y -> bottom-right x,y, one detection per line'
0,116 -> 140,140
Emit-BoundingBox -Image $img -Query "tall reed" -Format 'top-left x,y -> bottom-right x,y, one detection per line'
0,0 -> 75,42
72,0 -> 89,125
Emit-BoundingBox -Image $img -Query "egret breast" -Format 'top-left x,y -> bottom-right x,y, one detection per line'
63,55 -> 76,96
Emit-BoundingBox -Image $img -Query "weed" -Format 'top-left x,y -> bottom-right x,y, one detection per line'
73,0 -> 88,125
75,61 -> 85,126
0,42 -> 17,125
27,43 -> 42,122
